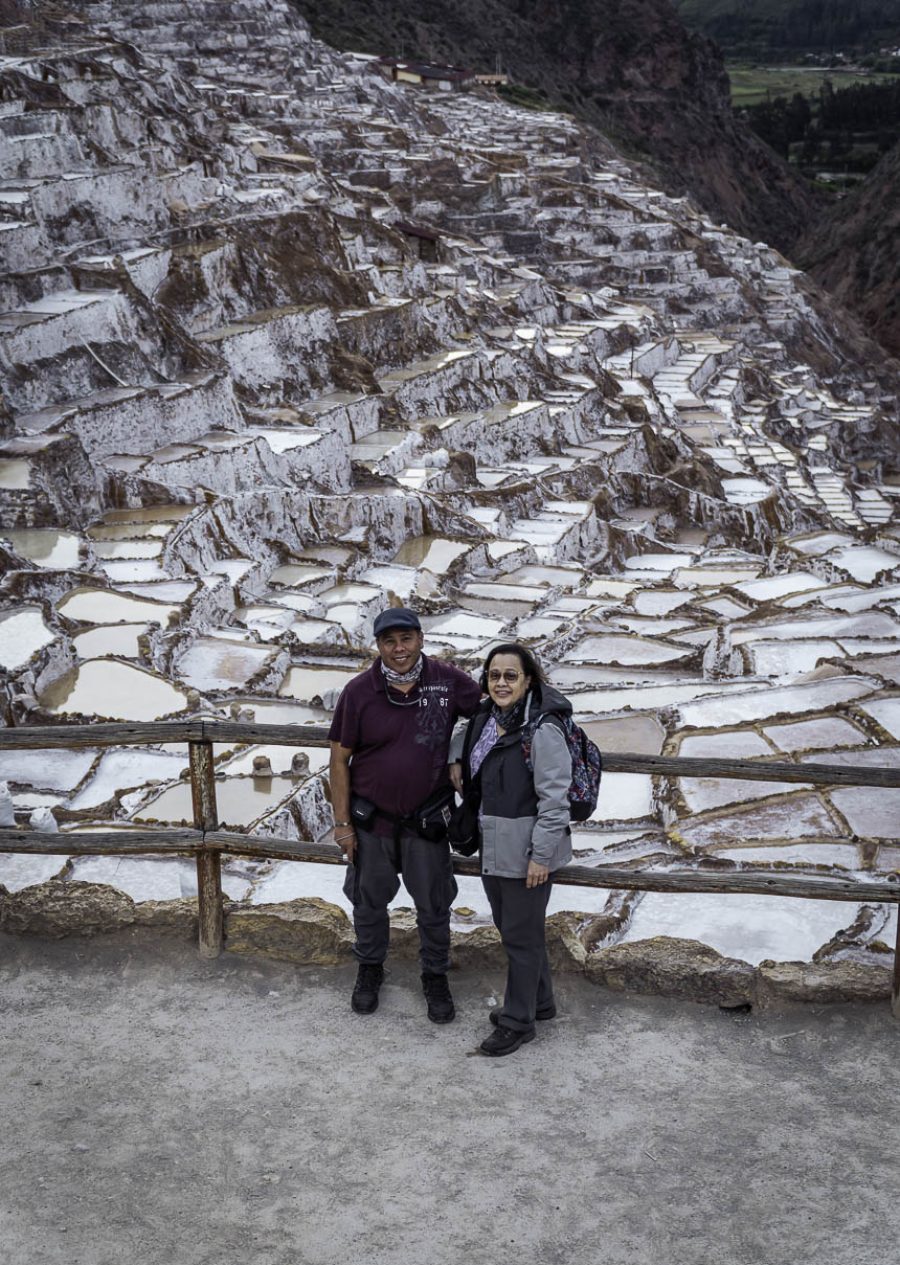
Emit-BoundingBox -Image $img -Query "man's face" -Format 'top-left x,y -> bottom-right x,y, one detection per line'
377,628 -> 424,674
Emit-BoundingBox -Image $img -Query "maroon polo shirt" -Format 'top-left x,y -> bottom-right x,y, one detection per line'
329,654 -> 482,831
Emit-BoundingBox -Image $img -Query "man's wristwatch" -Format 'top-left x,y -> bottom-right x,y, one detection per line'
334,820 -> 352,827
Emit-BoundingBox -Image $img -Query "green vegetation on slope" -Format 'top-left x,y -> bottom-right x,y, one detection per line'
741,76 -> 900,184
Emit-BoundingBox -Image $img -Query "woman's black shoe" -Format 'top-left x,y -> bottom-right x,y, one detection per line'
480,1025 -> 536,1056
351,963 -> 384,1014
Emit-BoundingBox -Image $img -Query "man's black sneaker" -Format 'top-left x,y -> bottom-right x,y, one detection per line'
490,1002 -> 556,1027
351,963 -> 384,1014
421,971 -> 455,1024
480,1025 -> 536,1057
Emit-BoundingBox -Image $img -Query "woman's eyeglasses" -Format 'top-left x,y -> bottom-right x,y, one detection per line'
487,669 -> 523,684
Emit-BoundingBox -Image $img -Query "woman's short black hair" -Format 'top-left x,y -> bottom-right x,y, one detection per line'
479,642 -> 547,694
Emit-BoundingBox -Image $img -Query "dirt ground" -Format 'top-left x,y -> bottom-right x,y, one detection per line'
1,933 -> 898,1265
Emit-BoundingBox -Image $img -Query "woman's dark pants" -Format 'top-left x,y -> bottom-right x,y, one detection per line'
482,874 -> 554,1033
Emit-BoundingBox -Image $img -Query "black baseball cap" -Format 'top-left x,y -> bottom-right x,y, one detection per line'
373,607 -> 422,637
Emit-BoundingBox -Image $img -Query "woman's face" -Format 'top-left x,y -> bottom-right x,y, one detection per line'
486,652 -> 531,710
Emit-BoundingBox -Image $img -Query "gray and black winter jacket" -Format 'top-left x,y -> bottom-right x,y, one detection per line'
458,685 -> 573,879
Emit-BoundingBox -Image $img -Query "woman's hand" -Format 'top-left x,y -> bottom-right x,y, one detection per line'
448,761 -> 464,794
526,860 -> 550,888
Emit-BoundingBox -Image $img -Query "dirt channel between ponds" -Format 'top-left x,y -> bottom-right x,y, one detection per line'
1,935 -> 897,1265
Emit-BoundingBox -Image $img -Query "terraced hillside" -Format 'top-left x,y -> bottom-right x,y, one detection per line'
1,1 -> 899,992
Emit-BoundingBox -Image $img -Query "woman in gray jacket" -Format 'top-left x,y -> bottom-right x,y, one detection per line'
455,643 -> 573,1056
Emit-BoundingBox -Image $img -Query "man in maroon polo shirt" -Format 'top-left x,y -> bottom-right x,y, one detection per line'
329,607 -> 481,1021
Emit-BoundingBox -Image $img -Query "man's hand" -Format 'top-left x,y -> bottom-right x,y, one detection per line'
526,860 -> 550,889
333,824 -> 357,864
329,741 -> 356,863
448,761 -> 463,794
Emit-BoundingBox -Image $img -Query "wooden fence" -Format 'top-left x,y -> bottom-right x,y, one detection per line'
1,719 -> 898,1015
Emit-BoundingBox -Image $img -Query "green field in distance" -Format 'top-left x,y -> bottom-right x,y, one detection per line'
729,65 -> 897,106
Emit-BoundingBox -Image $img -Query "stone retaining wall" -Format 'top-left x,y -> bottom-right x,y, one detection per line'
0,879 -> 890,1010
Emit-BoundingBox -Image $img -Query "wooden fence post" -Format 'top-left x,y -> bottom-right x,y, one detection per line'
189,739 -> 222,959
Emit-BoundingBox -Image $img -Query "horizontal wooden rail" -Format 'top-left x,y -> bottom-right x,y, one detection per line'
3,828 -> 899,904
601,752 -> 900,789
0,828 -> 199,855
0,721 -> 205,749
1,720 -> 898,787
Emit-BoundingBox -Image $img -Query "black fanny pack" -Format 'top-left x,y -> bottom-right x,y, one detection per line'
350,785 -> 456,844
407,784 -> 456,843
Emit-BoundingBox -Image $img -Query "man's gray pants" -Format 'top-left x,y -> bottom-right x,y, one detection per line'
343,825 -> 458,974
482,874 -> 555,1033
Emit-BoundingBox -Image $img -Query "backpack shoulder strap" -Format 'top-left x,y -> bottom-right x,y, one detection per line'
521,711 -> 568,770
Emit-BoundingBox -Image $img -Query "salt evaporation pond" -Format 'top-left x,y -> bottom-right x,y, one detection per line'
57,587 -> 179,626
860,696 -> 900,740
747,640 -> 844,676
392,536 -> 471,573
589,772 -> 654,822
827,545 -> 900,583
0,457 -> 31,489
0,607 -> 56,670
176,638 -> 276,691
0,854 -> 67,893
134,775 -> 304,828
72,624 -> 149,659
571,678 -> 761,716
829,787 -> 900,838
681,777 -> 811,815
70,749 -> 189,810
714,842 -> 861,868
677,676 -> 876,728
679,793 -> 839,849
622,891 -> 862,964
624,552 -> 695,575
679,731 -> 772,760
730,612 -> 899,643
762,717 -> 865,752
788,531 -> 856,557
67,855 -> 251,902
0,746 -> 97,791
721,477 -> 772,505
632,589 -> 693,616
220,745 -> 329,776
92,539 -> 163,560
40,660 -> 189,720
2,528 -> 81,569
734,573 -> 827,602
279,664 -> 362,704
564,634 -> 692,666
221,697 -> 330,726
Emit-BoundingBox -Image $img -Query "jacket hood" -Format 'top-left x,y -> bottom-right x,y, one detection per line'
529,682 -> 572,722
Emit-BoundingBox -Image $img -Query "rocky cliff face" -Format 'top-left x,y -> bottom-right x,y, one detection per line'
800,141 -> 900,358
290,0 -> 822,253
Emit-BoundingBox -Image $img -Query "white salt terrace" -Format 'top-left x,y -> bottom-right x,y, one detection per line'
0,1 -> 897,978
